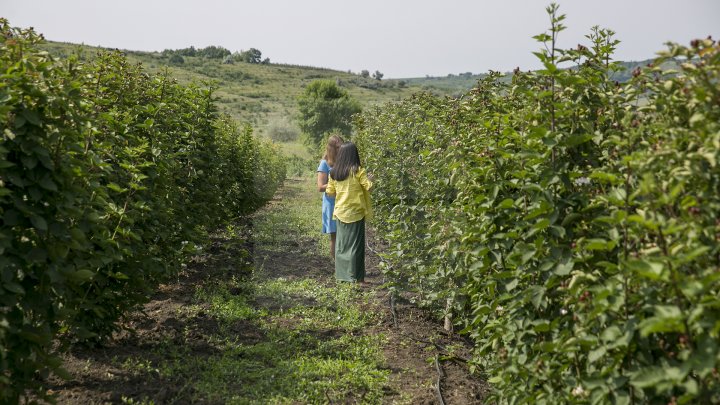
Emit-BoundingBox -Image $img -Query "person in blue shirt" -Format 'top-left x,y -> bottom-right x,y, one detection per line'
316,135 -> 344,259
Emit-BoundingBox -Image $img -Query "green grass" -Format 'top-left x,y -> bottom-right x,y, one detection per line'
117,176 -> 388,403
251,175 -> 331,256
162,280 -> 387,404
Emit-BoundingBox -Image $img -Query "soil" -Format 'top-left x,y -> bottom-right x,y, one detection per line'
41,185 -> 488,404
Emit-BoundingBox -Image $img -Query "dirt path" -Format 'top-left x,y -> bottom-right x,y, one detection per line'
46,177 -> 487,404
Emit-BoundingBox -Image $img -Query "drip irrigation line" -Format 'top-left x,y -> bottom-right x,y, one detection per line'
390,294 -> 398,328
434,354 -> 446,405
400,332 -> 472,365
367,240 -> 399,328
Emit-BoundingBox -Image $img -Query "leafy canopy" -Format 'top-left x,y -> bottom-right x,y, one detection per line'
296,80 -> 361,147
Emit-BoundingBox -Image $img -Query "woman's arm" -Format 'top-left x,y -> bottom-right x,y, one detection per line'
326,178 -> 336,197
317,171 -> 328,192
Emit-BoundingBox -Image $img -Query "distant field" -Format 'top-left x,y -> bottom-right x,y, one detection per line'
38,42 -> 465,143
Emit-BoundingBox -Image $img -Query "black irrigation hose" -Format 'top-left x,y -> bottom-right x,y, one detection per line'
390,293 -> 398,328
402,332 -> 472,364
367,240 -> 399,328
434,354 -> 446,405
367,240 -> 473,403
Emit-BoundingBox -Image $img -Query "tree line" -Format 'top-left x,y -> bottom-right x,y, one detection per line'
162,46 -> 269,65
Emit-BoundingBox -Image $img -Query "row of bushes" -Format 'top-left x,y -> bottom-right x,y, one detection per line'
355,7 -> 719,404
0,20 -> 285,402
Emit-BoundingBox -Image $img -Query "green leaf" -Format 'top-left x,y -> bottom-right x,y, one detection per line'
533,218 -> 550,231
686,335 -> 718,378
38,175 -> 58,191
21,108 -> 41,126
28,248 -> 47,262
589,171 -> 619,184
497,198 -> 514,209
3,210 -> 22,226
30,215 -> 48,231
680,280 -> 704,299
533,320 -> 550,332
107,182 -> 127,193
3,282 -> 25,294
54,367 -> 73,381
561,213 -> 581,226
613,390 -> 631,405
109,272 -> 130,280
526,285 -> 545,309
521,248 -> 536,264
678,246 -> 711,264
588,346 -> 607,363
69,270 -> 95,282
600,325 -> 622,342
689,112 -> 704,126
625,259 -> 666,281
488,375 -> 503,384
21,156 -> 38,169
585,238 -> 616,251
630,367 -> 667,388
554,260 -> 574,276
639,305 -> 685,336
562,133 -> 592,147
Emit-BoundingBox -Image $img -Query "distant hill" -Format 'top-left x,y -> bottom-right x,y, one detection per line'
39,41 -> 671,141
398,58 -> 670,94
39,41 -> 459,138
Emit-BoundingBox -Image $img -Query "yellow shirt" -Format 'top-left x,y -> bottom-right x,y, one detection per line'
326,167 -> 372,223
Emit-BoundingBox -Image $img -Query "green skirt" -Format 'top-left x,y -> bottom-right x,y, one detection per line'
335,218 -> 365,282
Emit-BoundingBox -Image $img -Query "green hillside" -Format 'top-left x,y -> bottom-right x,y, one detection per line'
39,42 -> 456,140
38,41 -> 668,159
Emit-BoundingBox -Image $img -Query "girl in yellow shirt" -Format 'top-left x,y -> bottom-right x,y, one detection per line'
325,142 -> 372,283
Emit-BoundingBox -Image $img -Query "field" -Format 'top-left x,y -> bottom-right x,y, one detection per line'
38,41 -> 460,142
2,5 -> 719,404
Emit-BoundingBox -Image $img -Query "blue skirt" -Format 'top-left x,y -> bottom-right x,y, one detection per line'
321,194 -> 336,234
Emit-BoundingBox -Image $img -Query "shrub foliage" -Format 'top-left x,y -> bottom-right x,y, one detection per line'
355,6 -> 720,404
297,80 -> 361,148
0,20 -> 285,402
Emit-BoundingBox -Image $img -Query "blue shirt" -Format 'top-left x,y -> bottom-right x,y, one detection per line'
318,159 -> 337,233
317,159 -> 335,205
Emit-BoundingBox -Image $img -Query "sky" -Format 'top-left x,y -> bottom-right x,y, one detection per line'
3,0 -> 719,78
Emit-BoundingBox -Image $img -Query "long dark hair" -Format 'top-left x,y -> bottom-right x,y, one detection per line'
330,142 -> 361,181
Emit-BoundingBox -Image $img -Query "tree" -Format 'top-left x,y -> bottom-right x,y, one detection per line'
169,54 -> 185,64
372,70 -> 384,81
297,80 -> 361,147
360,69 -> 370,78
239,48 -> 262,63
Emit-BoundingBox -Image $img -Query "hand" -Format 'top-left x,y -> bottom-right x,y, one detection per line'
367,172 -> 374,182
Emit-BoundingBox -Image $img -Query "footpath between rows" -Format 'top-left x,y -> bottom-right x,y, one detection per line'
47,176 -> 486,404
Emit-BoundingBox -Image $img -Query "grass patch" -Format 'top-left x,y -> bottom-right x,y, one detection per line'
118,176 -> 388,403
251,175 -> 330,257
143,271 -> 387,403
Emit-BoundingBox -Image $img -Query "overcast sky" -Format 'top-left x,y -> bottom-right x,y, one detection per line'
3,0 -> 719,78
